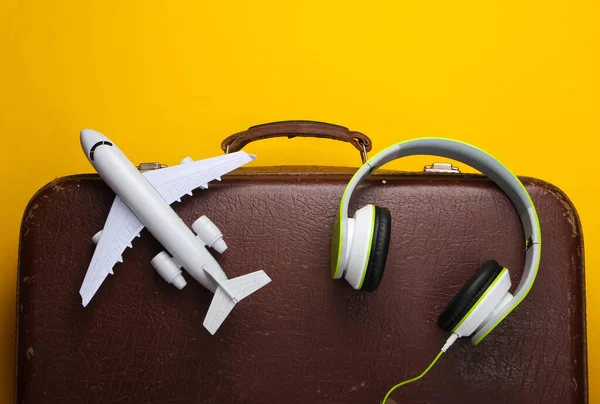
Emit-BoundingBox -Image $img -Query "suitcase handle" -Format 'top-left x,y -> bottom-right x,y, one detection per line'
221,120 -> 372,163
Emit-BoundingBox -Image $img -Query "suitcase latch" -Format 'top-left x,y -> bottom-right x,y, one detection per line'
137,162 -> 168,172
424,162 -> 461,173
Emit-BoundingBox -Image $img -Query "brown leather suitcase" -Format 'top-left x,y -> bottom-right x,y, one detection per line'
16,122 -> 587,403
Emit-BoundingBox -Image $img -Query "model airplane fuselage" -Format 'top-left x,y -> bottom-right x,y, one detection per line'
79,129 -> 271,335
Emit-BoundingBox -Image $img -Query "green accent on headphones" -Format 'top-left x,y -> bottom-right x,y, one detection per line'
382,350 -> 445,404
472,189 -> 542,346
451,267 -> 509,334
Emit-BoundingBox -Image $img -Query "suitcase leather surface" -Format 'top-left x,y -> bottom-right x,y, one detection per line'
16,167 -> 587,404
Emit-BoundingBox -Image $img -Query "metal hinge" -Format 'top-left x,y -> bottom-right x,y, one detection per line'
137,162 -> 168,172
424,162 -> 461,173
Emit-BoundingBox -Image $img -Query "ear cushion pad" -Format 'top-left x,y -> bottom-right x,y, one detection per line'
361,206 -> 391,292
437,259 -> 503,332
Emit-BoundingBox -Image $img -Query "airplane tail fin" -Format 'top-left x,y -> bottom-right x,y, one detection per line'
203,270 -> 271,335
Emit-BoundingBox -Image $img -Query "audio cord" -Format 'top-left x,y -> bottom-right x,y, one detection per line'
381,333 -> 459,404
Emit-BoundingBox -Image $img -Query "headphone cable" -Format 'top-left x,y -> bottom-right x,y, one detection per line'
381,333 -> 458,404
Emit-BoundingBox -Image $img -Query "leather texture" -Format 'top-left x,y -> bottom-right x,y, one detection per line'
221,120 -> 372,156
437,259 -> 504,332
362,206 -> 391,292
16,167 -> 587,404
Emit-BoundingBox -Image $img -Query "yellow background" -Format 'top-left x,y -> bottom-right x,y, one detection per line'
0,0 -> 598,402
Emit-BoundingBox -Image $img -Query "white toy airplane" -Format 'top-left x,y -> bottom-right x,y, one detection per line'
79,129 -> 271,335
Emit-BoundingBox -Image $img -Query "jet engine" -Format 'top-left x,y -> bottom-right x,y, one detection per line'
151,251 -> 187,290
91,230 -> 102,245
192,216 -> 227,253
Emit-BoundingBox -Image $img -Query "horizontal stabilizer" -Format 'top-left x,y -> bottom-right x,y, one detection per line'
203,270 -> 271,335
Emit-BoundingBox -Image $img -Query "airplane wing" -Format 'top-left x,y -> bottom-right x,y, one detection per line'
79,196 -> 144,306
142,151 -> 255,205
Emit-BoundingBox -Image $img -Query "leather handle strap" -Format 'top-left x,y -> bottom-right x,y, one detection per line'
221,120 -> 372,163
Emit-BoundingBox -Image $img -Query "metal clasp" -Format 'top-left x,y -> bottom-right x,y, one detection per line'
137,162 -> 168,172
424,162 -> 461,173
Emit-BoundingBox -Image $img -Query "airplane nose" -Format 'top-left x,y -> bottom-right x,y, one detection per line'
80,129 -> 110,155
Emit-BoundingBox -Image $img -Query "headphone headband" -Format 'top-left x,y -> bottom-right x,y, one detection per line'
332,138 -> 541,344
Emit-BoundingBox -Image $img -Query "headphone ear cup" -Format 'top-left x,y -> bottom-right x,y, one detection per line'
437,260 -> 504,333
361,206 -> 392,292
342,205 -> 376,288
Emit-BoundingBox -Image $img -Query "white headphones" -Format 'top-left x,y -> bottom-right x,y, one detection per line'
330,138 -> 541,345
